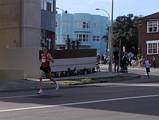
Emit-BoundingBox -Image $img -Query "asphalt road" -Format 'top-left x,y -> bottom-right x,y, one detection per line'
0,83 -> 159,120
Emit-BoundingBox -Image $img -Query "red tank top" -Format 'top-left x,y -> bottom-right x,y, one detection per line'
41,53 -> 49,68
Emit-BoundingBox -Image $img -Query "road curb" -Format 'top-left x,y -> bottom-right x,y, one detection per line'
0,73 -> 141,93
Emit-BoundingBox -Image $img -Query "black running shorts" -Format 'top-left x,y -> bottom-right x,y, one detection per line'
40,66 -> 51,74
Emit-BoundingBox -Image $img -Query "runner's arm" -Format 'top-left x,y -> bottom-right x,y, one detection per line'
48,53 -> 54,63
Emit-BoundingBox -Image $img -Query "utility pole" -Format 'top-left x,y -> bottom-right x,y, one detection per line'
108,0 -> 114,72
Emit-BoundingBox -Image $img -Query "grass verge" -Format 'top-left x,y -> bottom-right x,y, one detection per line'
57,75 -> 130,86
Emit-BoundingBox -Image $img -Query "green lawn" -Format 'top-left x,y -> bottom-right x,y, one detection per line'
56,75 -> 129,86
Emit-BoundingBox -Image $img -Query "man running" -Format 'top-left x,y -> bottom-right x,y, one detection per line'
38,47 -> 59,94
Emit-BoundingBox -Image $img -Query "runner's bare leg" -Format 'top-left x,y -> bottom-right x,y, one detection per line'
49,72 -> 59,90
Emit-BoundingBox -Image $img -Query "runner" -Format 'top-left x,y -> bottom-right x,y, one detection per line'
38,48 -> 59,94
144,57 -> 151,78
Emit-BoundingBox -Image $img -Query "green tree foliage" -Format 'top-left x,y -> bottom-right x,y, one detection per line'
102,27 -> 109,53
112,14 -> 141,55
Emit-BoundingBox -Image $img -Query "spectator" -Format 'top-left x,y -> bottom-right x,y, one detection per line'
152,56 -> 156,68
144,57 -> 151,78
96,55 -> 100,72
113,51 -> 119,72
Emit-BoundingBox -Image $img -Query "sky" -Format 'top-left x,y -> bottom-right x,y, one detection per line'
56,0 -> 159,18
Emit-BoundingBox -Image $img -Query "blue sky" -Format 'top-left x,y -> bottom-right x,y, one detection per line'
56,0 -> 159,18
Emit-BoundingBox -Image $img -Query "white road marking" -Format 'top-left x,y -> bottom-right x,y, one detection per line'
91,83 -> 159,87
0,94 -> 159,113
108,83 -> 159,87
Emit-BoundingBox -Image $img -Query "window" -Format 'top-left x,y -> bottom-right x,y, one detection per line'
76,21 -> 90,29
76,33 -> 89,41
83,35 -> 86,41
147,20 -> 158,33
41,0 -> 54,12
79,34 -> 82,41
83,22 -> 86,28
93,36 -> 96,41
93,36 -> 100,41
86,35 -> 89,41
41,0 -> 44,9
46,2 -> 52,11
147,41 -> 158,55
83,22 -> 90,29
96,36 -> 100,41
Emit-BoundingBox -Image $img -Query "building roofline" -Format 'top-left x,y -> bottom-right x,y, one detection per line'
143,12 -> 159,19
56,12 -> 107,18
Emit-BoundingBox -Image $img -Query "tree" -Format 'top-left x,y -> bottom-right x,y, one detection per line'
102,27 -> 109,54
112,14 -> 141,55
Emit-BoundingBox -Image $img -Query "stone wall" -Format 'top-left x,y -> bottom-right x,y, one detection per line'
22,0 -> 41,48
0,48 -> 40,80
0,0 -> 41,48
0,0 -> 21,48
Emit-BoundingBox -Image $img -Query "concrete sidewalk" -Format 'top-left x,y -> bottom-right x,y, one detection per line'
0,71 -> 140,92
100,64 -> 159,72
1,64 -> 159,92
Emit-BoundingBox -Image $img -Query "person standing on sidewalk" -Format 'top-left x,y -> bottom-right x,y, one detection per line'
113,51 -> 119,72
96,55 -> 100,72
144,57 -> 151,78
152,56 -> 156,68
38,47 -> 59,94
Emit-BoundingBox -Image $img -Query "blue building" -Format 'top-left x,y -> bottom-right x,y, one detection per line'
41,0 -> 56,49
56,13 -> 109,55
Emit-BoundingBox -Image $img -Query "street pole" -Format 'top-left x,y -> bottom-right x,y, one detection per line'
56,7 -> 66,46
108,0 -> 114,72
96,0 -> 114,72
95,8 -> 112,71
118,38 -> 121,72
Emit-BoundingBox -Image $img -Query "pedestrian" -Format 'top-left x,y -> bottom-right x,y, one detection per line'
120,54 -> 129,73
152,56 -> 156,68
144,57 -> 151,78
96,55 -> 100,72
139,56 -> 144,67
113,51 -> 119,72
38,47 -> 59,94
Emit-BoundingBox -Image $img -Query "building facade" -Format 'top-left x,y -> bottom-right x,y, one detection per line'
56,13 -> 109,55
41,0 -> 56,49
138,12 -> 159,66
